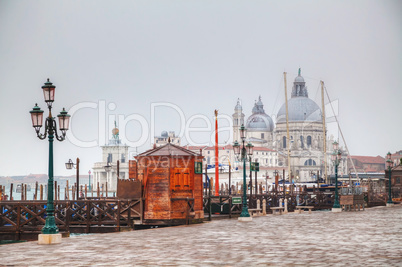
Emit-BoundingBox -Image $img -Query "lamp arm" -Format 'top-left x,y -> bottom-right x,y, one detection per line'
53,119 -> 66,142
36,118 -> 49,140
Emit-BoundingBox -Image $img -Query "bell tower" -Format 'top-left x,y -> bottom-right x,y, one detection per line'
232,98 -> 244,142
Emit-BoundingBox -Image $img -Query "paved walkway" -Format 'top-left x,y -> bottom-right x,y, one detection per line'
1,205 -> 401,266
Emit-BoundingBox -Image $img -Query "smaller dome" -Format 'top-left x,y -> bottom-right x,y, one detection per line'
161,131 -> 168,137
247,114 -> 274,131
234,98 -> 242,111
295,76 -> 305,83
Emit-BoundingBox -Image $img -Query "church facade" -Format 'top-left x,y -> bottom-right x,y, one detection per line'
232,69 -> 347,182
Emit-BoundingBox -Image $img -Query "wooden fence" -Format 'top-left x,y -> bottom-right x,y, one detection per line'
0,199 -> 142,241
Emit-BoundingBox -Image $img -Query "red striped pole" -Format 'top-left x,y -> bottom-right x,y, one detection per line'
214,110 -> 219,196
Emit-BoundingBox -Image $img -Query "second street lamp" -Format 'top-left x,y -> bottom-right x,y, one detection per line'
386,152 -> 394,207
331,141 -> 342,213
65,158 -> 80,199
233,124 -> 254,222
30,78 -> 70,244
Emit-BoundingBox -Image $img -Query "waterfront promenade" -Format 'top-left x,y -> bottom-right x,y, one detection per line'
1,205 -> 401,266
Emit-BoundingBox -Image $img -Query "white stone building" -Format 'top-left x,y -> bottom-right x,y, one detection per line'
232,69 -> 347,182
154,131 -> 181,147
92,128 -> 129,193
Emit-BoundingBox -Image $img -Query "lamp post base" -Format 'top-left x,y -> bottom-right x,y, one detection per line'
386,203 -> 394,207
38,233 -> 62,245
238,216 -> 253,222
331,208 -> 342,213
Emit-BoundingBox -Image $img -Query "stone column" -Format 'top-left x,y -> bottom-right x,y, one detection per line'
284,198 -> 288,214
262,199 -> 267,215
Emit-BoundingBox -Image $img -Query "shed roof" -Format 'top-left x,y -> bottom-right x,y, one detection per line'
138,143 -> 201,157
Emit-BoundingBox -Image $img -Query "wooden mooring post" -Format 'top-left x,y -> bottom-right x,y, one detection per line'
40,184 -> 43,200
34,182 -> 38,200
10,183 -> 13,200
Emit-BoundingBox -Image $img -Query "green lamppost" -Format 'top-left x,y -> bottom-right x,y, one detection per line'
30,79 -> 70,244
386,152 -> 394,207
233,125 -> 254,222
331,141 -> 342,212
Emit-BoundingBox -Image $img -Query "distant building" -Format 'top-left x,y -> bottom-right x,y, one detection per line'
390,150 -> 402,167
92,127 -> 129,192
232,69 -> 347,182
349,155 -> 385,173
154,131 -> 180,147
184,145 -> 279,169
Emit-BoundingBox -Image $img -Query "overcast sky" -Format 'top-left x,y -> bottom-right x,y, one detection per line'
0,0 -> 401,177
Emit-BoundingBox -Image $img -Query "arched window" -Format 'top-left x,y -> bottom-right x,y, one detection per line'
307,136 -> 312,147
283,136 -> 286,148
304,159 -> 317,166
300,136 -> 304,148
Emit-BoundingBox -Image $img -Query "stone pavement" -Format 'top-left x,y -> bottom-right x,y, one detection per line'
1,205 -> 401,266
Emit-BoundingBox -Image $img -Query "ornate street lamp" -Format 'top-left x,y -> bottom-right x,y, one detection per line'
386,152 -> 394,206
65,158 -> 80,199
331,141 -> 342,212
233,124 -> 254,222
30,79 -> 70,244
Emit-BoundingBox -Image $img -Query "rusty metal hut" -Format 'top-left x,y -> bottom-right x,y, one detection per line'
130,143 -> 204,225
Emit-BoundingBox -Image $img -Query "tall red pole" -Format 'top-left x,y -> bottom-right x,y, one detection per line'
214,110 -> 219,196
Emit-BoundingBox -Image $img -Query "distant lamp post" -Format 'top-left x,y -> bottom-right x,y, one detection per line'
104,163 -> 112,172
233,124 -> 254,222
30,79 -> 70,244
331,141 -> 342,212
65,158 -> 80,199
104,160 -> 120,196
386,152 -> 394,207
88,170 -> 91,193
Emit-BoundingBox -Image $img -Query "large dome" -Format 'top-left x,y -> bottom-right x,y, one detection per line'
277,97 -> 322,123
246,96 -> 274,131
277,69 -> 322,123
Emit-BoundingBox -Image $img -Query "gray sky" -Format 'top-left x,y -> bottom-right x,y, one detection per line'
0,0 -> 401,177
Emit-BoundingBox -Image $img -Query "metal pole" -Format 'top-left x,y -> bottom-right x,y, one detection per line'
333,161 -> 340,208
76,157 -> 80,199
240,149 -> 250,218
42,117 -> 58,234
249,159 -> 252,201
214,110 -> 219,196
255,162 -> 257,195
88,170 -> 91,192
387,167 -> 393,204
229,162 -> 231,195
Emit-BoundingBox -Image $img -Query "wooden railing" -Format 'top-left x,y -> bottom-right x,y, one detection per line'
0,199 -> 142,241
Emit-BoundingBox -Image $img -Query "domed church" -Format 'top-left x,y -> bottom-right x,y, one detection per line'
232,69 -> 329,182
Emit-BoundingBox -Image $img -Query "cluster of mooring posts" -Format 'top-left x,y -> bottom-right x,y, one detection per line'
0,181 -> 113,201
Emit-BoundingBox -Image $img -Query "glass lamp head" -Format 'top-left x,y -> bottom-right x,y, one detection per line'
233,141 -> 240,155
30,103 -> 44,133
65,159 -> 74,169
246,142 -> 254,156
240,124 -> 246,140
42,78 -> 56,107
57,108 -> 71,136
